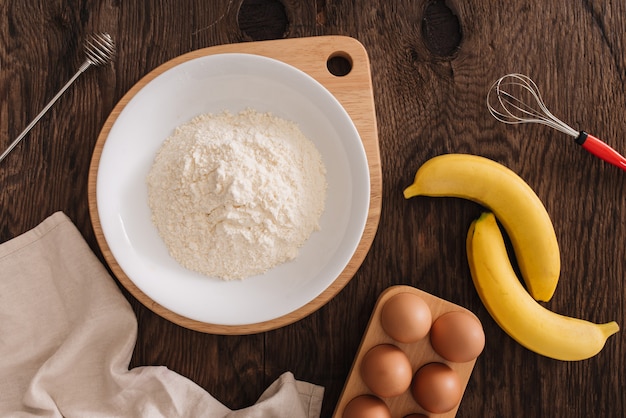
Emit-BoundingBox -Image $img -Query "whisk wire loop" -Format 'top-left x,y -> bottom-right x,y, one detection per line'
487,73 -> 579,137
85,33 -> 116,67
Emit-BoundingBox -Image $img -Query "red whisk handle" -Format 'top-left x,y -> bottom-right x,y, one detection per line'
575,131 -> 626,171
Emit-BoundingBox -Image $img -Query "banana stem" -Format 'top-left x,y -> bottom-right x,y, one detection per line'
599,321 -> 620,338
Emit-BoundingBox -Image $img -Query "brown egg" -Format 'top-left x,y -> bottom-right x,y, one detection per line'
411,362 -> 462,414
380,292 -> 432,343
430,310 -> 485,362
342,395 -> 392,418
360,344 -> 413,398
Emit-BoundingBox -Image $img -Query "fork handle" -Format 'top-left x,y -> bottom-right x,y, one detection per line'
575,131 -> 626,172
0,60 -> 91,164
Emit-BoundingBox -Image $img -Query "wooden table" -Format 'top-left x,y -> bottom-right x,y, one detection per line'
1,1 -> 624,416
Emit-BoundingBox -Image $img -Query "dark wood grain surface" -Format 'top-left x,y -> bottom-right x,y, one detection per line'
1,1 -> 624,417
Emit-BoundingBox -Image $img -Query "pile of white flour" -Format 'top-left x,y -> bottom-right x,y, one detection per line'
146,109 -> 327,280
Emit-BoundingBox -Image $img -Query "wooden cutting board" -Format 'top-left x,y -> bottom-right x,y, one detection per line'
88,36 -> 382,334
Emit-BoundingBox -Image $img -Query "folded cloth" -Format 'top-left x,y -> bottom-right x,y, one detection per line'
0,212 -> 324,418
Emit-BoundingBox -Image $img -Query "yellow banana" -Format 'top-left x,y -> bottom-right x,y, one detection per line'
467,212 -> 619,361
404,153 -> 559,302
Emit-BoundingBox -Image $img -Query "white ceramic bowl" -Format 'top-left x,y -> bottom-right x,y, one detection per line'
95,52 -> 370,329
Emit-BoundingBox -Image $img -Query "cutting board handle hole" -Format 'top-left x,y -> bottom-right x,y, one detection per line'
327,52 -> 353,77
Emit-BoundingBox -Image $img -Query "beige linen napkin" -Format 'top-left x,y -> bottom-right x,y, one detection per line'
0,212 -> 324,418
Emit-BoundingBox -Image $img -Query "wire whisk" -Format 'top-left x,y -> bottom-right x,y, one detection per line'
0,32 -> 116,164
487,73 -> 626,172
